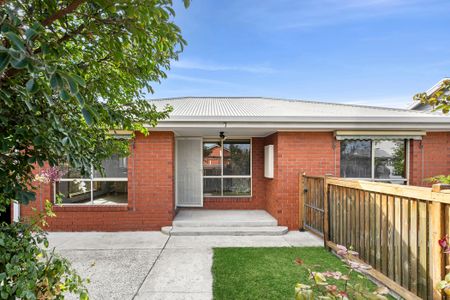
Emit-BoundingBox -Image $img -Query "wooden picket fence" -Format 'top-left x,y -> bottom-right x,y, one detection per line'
299,174 -> 450,300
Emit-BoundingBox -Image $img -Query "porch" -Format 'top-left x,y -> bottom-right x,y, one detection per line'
162,209 -> 288,236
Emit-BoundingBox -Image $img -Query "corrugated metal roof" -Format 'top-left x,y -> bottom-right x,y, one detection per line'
148,96 -> 443,120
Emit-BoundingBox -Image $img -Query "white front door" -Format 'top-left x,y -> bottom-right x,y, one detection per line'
176,137 -> 203,207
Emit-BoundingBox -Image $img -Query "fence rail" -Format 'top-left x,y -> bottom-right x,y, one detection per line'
300,174 -> 450,300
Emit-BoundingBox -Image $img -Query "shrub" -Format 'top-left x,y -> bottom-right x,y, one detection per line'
0,202 -> 88,299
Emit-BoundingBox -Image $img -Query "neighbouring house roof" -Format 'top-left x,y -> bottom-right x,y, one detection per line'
147,97 -> 450,136
409,78 -> 450,111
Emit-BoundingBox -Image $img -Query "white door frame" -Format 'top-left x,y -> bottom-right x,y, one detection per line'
175,137 -> 203,207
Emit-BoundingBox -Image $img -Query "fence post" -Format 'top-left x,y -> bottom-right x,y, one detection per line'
299,172 -> 304,231
323,175 -> 330,248
429,200 -> 443,299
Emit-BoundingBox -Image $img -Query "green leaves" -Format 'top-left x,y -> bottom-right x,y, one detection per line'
4,32 -> 26,52
0,52 -> 10,73
15,190 -> 35,204
0,220 -> 89,299
1,8 -> 187,299
50,72 -> 63,90
10,56 -> 29,69
414,79 -> 450,114
25,78 -> 38,93
81,107 -> 93,125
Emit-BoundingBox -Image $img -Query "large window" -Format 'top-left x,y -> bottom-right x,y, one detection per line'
55,155 -> 128,205
203,140 -> 251,196
340,139 -> 407,184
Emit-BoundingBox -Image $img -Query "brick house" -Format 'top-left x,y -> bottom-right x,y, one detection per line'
13,96 -> 450,232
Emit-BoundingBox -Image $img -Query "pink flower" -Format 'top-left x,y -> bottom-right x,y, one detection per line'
336,244 -> 348,256
34,166 -> 66,183
439,235 -> 448,249
326,285 -> 338,293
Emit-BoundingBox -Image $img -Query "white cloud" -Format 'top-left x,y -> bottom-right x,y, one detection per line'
172,59 -> 276,74
167,74 -> 239,86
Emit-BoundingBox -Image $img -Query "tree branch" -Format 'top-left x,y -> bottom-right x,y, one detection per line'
41,0 -> 86,27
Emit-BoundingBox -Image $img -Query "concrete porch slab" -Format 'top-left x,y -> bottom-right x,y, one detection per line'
172,209 -> 278,227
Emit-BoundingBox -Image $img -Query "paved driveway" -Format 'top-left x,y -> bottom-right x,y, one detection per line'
48,231 -> 322,300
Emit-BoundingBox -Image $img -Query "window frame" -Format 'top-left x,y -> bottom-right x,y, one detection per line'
340,139 -> 410,185
54,160 -> 129,205
203,138 -> 252,197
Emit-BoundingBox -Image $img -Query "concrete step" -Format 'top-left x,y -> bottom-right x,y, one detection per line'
161,226 -> 289,236
172,219 -> 277,227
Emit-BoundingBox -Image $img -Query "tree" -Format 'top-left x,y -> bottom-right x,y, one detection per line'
0,0 -> 189,298
414,79 -> 450,114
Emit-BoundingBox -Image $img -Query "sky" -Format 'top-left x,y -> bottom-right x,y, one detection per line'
148,0 -> 450,108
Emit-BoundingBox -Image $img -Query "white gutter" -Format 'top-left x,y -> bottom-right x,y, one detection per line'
148,117 -> 450,131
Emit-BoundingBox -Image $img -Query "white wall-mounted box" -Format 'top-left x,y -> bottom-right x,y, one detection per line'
264,145 -> 274,179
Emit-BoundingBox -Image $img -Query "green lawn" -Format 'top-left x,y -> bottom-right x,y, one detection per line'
212,247 -> 382,300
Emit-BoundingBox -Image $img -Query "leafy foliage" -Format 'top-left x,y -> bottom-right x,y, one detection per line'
0,1 -> 189,299
295,245 -> 390,300
414,79 -> 450,114
0,0 -> 188,209
437,235 -> 450,296
0,201 -> 88,299
425,175 -> 450,184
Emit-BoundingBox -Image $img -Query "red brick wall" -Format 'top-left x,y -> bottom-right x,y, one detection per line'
20,131 -> 175,231
263,132 -> 338,229
409,132 -> 450,186
17,130 -> 450,232
263,133 -> 279,225
203,137 -> 266,209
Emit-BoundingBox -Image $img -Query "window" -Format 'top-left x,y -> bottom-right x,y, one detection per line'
340,140 -> 407,184
55,155 -> 128,205
203,140 -> 251,196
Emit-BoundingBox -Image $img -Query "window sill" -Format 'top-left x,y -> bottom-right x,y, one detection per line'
52,204 -> 129,212
204,197 -> 252,202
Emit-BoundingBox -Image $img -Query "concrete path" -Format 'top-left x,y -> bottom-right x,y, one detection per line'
48,231 -> 322,300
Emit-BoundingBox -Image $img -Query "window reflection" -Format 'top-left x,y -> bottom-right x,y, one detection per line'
223,141 -> 250,176
374,140 -> 405,179
203,142 -> 222,176
340,140 -> 371,178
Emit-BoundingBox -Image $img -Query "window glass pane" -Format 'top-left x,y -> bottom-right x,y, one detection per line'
223,178 -> 251,196
223,141 -> 250,176
61,167 -> 89,179
92,181 -> 128,204
56,181 -> 91,204
374,140 -> 406,180
340,140 -> 372,178
93,155 -> 128,178
203,178 -> 221,196
203,142 -> 222,176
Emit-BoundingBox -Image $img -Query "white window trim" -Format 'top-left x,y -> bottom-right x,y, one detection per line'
54,164 -> 128,205
341,139 -> 410,184
203,138 -> 252,198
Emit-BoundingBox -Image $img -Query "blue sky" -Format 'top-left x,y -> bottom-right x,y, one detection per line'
149,0 -> 450,108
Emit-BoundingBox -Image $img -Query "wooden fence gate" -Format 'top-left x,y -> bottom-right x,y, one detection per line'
300,175 -> 325,237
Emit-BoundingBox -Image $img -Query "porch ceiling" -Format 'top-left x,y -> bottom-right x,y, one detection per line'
165,126 -> 277,137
